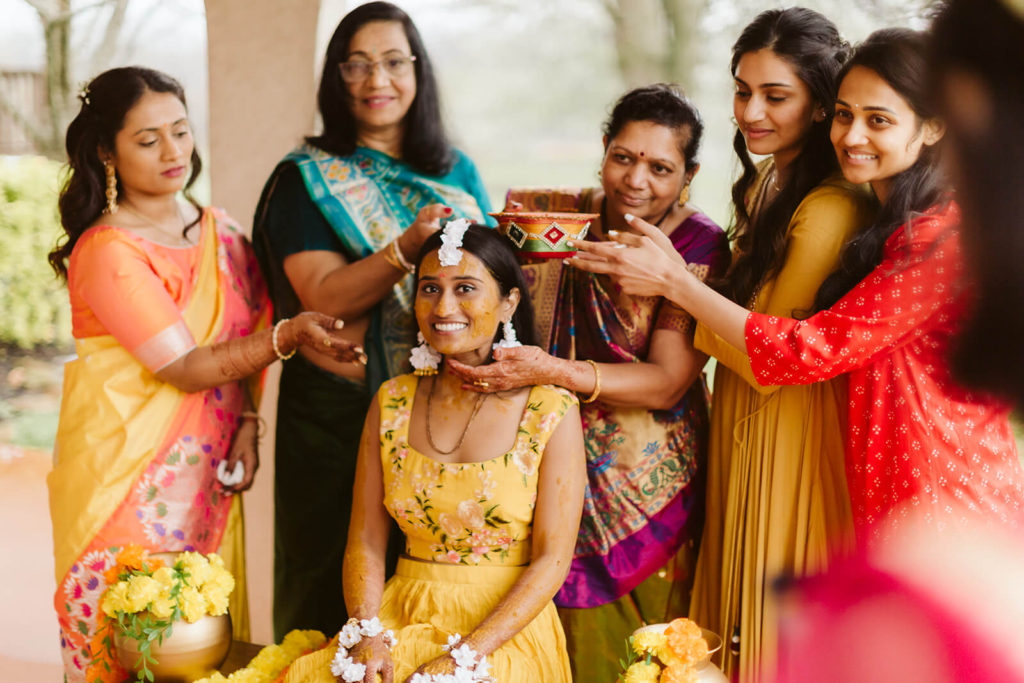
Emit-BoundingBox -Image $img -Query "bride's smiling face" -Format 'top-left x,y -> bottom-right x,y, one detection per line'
415,250 -> 518,364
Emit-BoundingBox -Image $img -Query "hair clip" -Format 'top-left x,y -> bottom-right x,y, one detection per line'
77,83 -> 91,106
438,218 -> 471,267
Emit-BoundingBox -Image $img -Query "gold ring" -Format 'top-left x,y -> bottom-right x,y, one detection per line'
324,338 -> 332,347
475,380 -> 490,388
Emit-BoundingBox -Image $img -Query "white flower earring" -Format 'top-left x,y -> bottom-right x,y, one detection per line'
493,319 -> 522,350
410,332 -> 441,375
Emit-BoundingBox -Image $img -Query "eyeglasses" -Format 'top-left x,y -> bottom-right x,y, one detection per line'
339,55 -> 417,83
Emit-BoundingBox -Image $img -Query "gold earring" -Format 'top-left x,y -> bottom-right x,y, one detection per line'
678,183 -> 690,206
104,161 -> 118,214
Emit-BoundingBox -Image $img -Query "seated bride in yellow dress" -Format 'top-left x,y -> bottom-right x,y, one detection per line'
284,221 -> 585,683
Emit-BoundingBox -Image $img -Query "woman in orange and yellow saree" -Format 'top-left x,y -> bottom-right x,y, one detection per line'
47,67 -> 365,682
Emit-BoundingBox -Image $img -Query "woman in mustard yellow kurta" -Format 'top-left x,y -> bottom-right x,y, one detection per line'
683,10 -> 875,682
690,163 -> 874,681
285,224 -> 584,683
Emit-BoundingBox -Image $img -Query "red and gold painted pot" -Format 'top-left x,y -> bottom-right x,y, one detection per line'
489,210 -> 599,259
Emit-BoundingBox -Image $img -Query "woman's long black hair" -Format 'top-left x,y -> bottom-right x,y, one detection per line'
49,66 -> 202,280
813,28 -> 948,311
415,225 -> 538,350
719,7 -> 850,308
307,1 -> 452,175
929,0 -> 1024,403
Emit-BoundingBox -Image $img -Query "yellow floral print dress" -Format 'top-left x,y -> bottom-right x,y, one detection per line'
284,374 -> 578,683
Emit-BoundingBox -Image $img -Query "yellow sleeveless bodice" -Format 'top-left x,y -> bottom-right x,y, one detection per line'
377,374 -> 577,566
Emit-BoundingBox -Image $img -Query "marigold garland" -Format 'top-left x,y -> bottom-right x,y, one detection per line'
192,629 -> 327,683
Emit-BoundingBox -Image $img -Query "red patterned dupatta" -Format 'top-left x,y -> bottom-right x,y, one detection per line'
48,210 -> 268,681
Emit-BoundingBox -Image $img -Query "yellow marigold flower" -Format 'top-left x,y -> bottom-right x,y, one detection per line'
227,667 -> 264,682
179,585 -> 206,623
202,584 -> 230,616
125,575 -> 160,612
632,630 -> 667,657
207,552 -> 226,568
659,664 -> 698,683
149,592 -> 177,620
281,629 -> 326,657
179,552 -> 213,589
192,674 -> 229,683
101,582 -> 130,617
622,661 -> 661,683
250,643 -> 290,676
152,566 -> 177,588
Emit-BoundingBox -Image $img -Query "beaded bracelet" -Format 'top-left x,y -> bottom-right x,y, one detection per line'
580,359 -> 601,403
272,319 -> 296,361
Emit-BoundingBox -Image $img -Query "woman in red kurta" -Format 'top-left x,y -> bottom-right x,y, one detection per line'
745,201 -> 1022,535
568,29 -> 1024,543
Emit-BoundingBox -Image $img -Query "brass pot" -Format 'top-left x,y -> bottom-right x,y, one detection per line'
113,611 -> 231,682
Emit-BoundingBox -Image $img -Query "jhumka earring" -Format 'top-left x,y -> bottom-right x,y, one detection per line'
410,332 -> 441,376
104,160 -> 118,214
678,183 -> 691,206
493,320 -> 522,350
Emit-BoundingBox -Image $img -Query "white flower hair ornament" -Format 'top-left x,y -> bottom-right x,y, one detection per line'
438,218 -> 472,267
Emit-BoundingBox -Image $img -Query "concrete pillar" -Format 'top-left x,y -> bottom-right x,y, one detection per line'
205,0 -> 321,227
204,0 -> 322,645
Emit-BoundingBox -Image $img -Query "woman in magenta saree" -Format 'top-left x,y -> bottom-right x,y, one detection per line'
451,85 -> 729,680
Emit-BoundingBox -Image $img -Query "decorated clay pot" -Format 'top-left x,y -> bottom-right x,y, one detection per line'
489,210 -> 599,259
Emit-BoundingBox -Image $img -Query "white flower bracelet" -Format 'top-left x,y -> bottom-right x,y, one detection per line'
407,633 -> 493,683
330,617 -> 397,682
331,623 -> 493,683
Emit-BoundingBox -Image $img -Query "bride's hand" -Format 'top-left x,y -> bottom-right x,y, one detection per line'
342,635 -> 393,683
404,654 -> 457,682
567,213 -> 693,298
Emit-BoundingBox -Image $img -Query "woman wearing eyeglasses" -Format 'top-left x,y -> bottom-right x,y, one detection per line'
252,1 -> 493,641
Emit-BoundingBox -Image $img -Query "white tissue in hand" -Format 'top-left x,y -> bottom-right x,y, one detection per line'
217,460 -> 244,486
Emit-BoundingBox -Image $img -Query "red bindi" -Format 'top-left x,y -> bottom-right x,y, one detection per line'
639,151 -> 645,157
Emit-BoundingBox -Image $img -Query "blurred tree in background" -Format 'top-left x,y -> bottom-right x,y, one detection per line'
0,156 -> 70,348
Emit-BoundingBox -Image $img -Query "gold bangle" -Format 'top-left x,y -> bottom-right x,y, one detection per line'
382,240 -> 404,272
240,410 -> 267,439
391,239 -> 415,273
580,359 -> 601,403
272,319 -> 297,361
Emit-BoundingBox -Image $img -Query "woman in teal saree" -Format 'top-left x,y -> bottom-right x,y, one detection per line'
252,2 -> 491,640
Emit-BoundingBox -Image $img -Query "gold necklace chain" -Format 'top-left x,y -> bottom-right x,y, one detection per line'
120,202 -> 190,245
425,374 -> 488,456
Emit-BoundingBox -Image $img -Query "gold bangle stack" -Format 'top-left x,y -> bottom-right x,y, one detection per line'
383,239 -> 415,274
580,359 -> 601,403
272,319 -> 297,361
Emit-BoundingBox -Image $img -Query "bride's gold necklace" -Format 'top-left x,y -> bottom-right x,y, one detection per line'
120,202 -> 192,246
426,374 -> 488,456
